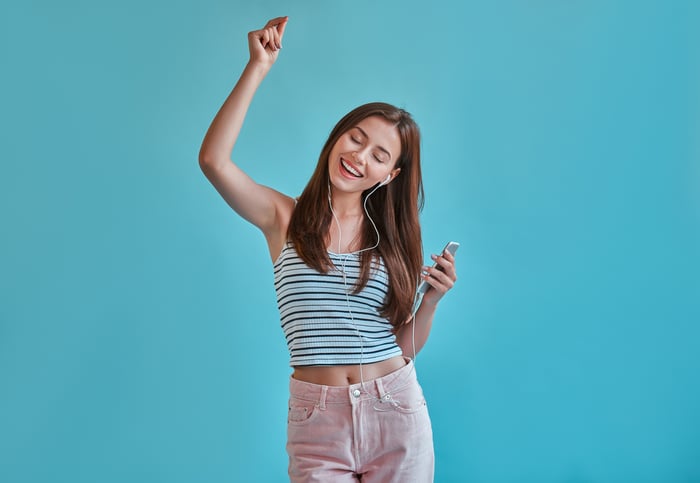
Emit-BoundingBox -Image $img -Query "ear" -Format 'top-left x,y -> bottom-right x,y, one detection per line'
385,168 -> 401,185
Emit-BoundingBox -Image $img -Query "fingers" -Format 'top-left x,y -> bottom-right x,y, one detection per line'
420,267 -> 454,293
431,250 -> 457,283
276,17 -> 288,41
260,29 -> 271,50
263,16 -> 287,29
254,27 -> 279,53
272,25 -> 281,49
438,249 -> 457,280
262,16 -> 288,48
420,249 -> 457,294
259,25 -> 284,51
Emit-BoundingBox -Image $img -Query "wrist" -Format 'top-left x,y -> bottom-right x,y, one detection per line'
245,60 -> 272,77
419,295 -> 440,310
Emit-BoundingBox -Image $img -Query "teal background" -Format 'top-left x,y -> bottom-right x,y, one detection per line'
2,1 -> 699,482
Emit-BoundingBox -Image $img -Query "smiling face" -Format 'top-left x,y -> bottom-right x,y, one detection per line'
327,115 -> 402,195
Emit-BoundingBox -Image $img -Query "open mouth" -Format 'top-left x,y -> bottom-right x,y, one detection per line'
340,159 -> 363,178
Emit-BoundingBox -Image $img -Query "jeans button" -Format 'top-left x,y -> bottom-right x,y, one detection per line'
352,389 -> 361,398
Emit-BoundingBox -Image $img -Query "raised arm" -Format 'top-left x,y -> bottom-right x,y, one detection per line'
199,17 -> 292,257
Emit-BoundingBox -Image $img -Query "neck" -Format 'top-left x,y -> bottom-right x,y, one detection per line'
328,187 -> 364,218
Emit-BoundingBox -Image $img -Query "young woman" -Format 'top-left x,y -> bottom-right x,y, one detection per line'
199,17 -> 457,482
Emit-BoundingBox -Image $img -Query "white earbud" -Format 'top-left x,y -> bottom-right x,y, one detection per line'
378,174 -> 392,187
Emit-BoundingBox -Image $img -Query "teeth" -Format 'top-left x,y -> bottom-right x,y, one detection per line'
341,160 -> 362,177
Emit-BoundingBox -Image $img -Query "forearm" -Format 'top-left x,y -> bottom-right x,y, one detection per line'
395,297 -> 438,357
199,62 -> 269,166
395,245 -> 459,356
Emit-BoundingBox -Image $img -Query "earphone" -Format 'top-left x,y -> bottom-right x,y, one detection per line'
327,178 -> 419,411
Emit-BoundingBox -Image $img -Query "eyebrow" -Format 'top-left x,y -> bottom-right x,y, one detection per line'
355,126 -> 392,160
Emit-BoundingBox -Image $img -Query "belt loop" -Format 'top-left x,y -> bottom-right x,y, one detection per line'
375,378 -> 386,399
319,385 -> 328,410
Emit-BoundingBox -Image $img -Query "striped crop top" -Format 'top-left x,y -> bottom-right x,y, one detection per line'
273,243 -> 403,366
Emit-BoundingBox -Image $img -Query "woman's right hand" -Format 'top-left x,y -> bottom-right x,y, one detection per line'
248,16 -> 288,70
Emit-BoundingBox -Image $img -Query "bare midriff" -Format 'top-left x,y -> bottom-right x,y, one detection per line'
292,355 -> 407,386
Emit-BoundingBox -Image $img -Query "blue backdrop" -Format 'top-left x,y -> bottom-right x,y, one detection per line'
2,1 -> 699,482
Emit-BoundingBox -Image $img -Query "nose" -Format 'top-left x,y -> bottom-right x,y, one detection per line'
351,150 -> 368,165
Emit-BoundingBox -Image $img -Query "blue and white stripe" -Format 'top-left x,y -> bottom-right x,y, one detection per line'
273,243 -> 402,366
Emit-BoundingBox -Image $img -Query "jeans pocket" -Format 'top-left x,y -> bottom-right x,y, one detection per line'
287,398 -> 319,425
385,381 -> 428,414
393,397 -> 427,414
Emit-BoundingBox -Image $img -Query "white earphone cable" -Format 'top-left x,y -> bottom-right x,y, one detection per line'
328,179 -> 420,410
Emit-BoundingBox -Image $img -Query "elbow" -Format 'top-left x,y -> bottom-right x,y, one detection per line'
198,154 -> 212,174
198,150 -> 224,173
198,148 -> 213,168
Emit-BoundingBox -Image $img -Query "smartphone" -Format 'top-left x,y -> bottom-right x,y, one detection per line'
417,241 -> 460,294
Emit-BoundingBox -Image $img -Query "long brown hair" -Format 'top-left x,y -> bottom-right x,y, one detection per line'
288,102 -> 424,328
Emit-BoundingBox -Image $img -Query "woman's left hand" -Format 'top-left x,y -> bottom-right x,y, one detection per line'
420,248 -> 458,306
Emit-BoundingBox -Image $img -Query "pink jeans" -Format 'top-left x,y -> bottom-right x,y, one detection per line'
286,358 -> 434,482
